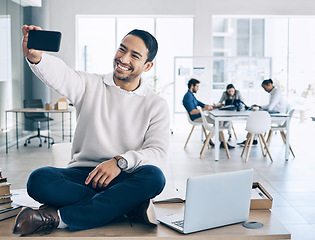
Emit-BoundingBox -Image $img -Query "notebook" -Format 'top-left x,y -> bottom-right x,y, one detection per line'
157,169 -> 254,234
219,105 -> 236,110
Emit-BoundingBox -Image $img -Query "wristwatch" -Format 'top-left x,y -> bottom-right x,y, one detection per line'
114,156 -> 128,171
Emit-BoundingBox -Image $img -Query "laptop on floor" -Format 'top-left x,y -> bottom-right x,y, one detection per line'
157,169 -> 254,234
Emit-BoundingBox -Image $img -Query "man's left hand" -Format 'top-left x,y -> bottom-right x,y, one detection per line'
85,159 -> 121,188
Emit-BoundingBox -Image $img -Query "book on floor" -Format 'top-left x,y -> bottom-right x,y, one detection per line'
0,183 -> 11,197
0,178 -> 7,183
0,194 -> 12,204
0,203 -> 22,221
0,201 -> 12,211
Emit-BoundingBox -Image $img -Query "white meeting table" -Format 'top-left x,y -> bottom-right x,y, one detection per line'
207,109 -> 291,161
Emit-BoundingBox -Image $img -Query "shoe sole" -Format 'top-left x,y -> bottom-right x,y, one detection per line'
12,207 -> 32,234
239,144 -> 258,147
220,144 -> 235,149
145,200 -> 158,226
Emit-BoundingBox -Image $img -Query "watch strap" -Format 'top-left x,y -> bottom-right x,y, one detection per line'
114,155 -> 128,170
113,156 -> 123,161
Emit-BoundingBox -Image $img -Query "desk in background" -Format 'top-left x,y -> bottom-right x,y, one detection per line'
5,108 -> 72,154
208,109 -> 291,161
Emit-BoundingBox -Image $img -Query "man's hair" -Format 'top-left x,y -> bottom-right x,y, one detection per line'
226,84 -> 235,91
262,79 -> 273,86
188,78 -> 200,89
125,29 -> 158,63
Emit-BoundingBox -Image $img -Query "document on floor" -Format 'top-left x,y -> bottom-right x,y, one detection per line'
11,189 -> 41,208
153,186 -> 185,203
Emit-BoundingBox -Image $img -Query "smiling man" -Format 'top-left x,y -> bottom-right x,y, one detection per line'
13,26 -> 169,235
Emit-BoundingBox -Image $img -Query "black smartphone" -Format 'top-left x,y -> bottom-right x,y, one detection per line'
27,30 -> 62,52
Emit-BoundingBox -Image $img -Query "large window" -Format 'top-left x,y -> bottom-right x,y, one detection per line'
76,16 -> 194,114
212,16 -> 315,118
0,16 -> 11,82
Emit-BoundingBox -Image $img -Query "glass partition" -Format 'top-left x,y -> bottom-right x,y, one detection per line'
174,56 -> 271,114
213,16 -> 315,120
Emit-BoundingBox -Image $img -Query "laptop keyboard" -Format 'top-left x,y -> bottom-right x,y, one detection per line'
172,220 -> 184,228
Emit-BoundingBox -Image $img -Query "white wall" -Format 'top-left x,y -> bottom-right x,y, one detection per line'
0,0 -> 24,130
44,0 -> 315,102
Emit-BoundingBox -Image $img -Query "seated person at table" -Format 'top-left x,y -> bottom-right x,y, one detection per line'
214,84 -> 243,142
183,78 -> 213,122
259,79 -> 286,114
183,78 -> 234,149
214,84 -> 243,108
238,79 -> 286,146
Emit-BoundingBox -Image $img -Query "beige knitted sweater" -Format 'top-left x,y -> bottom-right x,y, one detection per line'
28,53 -> 170,172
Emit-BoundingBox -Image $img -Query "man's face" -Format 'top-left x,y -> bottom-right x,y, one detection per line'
227,88 -> 235,96
192,84 -> 199,93
113,34 -> 153,83
262,83 -> 273,93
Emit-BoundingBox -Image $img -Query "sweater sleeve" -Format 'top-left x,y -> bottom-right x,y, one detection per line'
27,53 -> 86,105
262,88 -> 282,111
266,88 -> 282,111
218,92 -> 226,104
121,99 -> 170,172
236,90 -> 243,102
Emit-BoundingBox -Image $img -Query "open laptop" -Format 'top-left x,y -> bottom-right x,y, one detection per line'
225,99 -> 234,106
157,169 -> 254,234
219,105 -> 236,110
219,99 -> 236,110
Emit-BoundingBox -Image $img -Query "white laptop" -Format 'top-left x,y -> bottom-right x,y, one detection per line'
157,169 -> 254,234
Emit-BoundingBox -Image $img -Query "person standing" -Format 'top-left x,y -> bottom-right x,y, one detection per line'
13,25 -> 169,235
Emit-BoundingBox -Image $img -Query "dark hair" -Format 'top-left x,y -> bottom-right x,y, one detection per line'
188,78 -> 200,89
262,79 -> 273,86
226,84 -> 237,97
226,84 -> 235,91
125,29 -> 158,63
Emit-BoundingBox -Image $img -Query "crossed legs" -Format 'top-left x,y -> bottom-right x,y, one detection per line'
26,165 -> 165,231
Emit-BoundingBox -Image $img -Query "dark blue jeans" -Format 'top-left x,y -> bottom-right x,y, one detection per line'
27,165 -> 165,231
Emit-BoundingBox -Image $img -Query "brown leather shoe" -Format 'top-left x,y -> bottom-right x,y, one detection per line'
128,199 -> 157,226
13,206 -> 59,235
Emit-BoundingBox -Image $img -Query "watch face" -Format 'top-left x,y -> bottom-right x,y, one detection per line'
118,158 -> 128,169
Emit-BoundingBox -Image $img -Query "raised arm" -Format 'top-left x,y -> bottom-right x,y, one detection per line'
22,25 -> 43,64
22,25 -> 86,105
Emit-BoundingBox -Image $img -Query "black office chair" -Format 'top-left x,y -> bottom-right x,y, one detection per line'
24,99 -> 54,147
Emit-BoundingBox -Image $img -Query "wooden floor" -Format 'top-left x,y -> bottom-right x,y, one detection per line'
0,115 -> 315,239
0,205 -> 290,239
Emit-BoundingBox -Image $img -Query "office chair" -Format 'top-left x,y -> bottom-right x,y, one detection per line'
199,107 -> 231,159
184,111 -> 207,149
23,99 -> 54,147
241,111 -> 272,162
264,109 -> 295,157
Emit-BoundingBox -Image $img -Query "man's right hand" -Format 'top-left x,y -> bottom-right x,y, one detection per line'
22,25 -> 43,64
204,104 -> 213,111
